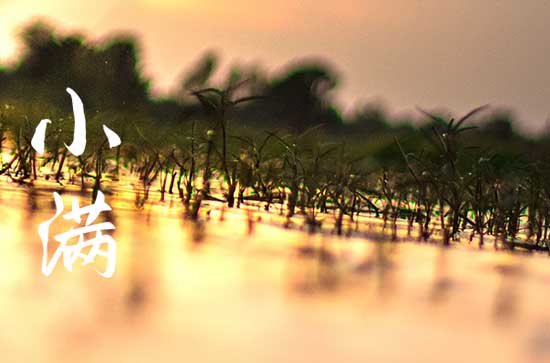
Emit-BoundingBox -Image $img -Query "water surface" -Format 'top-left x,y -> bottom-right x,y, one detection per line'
0,180 -> 549,363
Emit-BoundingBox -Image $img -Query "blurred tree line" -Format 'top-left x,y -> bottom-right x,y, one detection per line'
0,21 -> 548,168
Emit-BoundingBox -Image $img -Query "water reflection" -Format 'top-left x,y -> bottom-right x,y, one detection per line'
527,321 -> 550,363
354,241 -> 397,299
429,247 -> 454,304
289,237 -> 341,294
189,220 -> 206,245
124,223 -> 149,314
492,262 -> 524,324
1,182 -> 550,362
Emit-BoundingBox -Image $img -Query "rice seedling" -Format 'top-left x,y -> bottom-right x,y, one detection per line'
1,70 -> 549,255
191,80 -> 263,208
396,106 -> 488,245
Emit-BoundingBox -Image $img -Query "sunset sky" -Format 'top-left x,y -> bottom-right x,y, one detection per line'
0,0 -> 549,132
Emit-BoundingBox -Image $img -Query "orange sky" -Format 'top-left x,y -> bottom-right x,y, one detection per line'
1,0 -> 549,132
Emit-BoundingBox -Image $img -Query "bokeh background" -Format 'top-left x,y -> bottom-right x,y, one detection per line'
1,0 -> 549,133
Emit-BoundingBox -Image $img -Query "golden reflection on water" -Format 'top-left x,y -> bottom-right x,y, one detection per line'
1,180 -> 550,362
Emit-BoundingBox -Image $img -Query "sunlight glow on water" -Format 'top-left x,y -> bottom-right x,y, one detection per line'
1,180 -> 550,362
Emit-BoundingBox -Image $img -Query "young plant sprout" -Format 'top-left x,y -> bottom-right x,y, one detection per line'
2,78 -> 550,255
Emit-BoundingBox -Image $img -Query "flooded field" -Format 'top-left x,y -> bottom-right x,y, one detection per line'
1,180 -> 550,363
